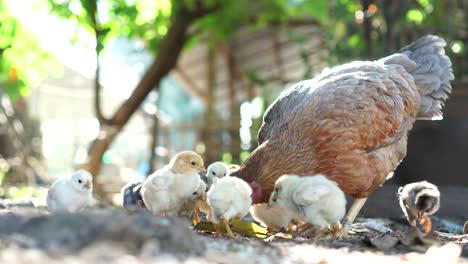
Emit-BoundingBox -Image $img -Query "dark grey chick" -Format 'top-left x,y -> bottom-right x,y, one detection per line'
198,171 -> 209,191
398,181 -> 440,226
122,182 -> 145,209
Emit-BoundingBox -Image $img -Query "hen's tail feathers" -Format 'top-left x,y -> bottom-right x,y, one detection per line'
399,35 -> 454,120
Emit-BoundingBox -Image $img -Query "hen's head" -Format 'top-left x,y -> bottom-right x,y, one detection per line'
70,169 -> 93,192
170,151 -> 206,174
248,181 -> 263,204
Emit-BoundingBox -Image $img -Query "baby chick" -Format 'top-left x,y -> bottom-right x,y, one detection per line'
250,203 -> 300,232
269,174 -> 346,239
178,178 -> 207,225
46,169 -> 93,213
121,182 -> 145,210
398,181 -> 440,228
207,176 -> 252,238
206,162 -> 229,186
141,151 -> 205,216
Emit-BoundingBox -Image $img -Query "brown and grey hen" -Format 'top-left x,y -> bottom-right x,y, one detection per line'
231,35 -> 454,238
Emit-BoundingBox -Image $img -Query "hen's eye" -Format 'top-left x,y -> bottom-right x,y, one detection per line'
191,161 -> 196,166
78,180 -> 82,184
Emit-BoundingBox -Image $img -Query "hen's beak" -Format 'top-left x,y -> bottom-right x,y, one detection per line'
84,180 -> 92,189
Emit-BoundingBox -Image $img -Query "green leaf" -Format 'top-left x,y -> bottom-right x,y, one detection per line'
406,9 -> 425,24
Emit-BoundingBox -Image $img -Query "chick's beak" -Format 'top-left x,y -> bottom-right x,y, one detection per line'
417,211 -> 424,219
198,165 -> 206,173
197,193 -> 206,201
269,192 -> 278,205
84,180 -> 91,189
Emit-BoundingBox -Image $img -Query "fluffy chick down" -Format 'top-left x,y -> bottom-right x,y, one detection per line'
206,162 -> 229,186
178,178 -> 207,218
141,151 -> 205,215
46,169 -> 94,213
269,174 -> 346,232
207,176 -> 252,226
398,181 -> 440,227
250,204 -> 301,231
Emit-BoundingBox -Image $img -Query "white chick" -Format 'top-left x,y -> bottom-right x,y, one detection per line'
207,176 -> 252,238
269,174 -> 346,239
141,151 -> 205,216
250,203 -> 300,231
46,170 -> 93,213
178,178 -> 207,225
206,162 -> 229,186
398,181 -> 440,227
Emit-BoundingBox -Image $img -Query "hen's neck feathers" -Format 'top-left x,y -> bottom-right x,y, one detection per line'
233,140 -> 318,202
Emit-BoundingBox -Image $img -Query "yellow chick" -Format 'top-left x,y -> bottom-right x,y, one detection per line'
141,151 -> 205,216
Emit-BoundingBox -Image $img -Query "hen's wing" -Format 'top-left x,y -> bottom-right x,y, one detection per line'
258,82 -> 308,144
292,183 -> 330,206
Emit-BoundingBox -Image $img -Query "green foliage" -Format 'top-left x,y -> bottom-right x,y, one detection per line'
0,0 -> 61,101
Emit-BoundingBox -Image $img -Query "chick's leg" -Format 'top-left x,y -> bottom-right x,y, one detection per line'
331,222 -> 341,239
314,227 -> 329,241
222,217 -> 235,238
337,197 -> 368,239
213,222 -> 221,237
191,208 -> 200,225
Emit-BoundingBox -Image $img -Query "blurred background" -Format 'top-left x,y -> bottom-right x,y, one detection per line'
0,0 -> 466,205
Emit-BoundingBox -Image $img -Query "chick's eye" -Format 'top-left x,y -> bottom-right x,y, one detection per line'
212,171 -> 216,175
191,161 -> 196,166
78,180 -> 82,184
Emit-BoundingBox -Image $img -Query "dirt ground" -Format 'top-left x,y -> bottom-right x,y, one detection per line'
0,201 -> 466,264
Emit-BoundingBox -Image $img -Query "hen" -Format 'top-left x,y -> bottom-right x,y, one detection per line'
231,35 -> 454,236
141,151 -> 206,216
269,174 -> 346,239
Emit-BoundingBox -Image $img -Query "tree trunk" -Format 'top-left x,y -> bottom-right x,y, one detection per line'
148,91 -> 160,175
362,0 -> 373,58
226,44 -> 241,164
84,7 -> 213,194
202,44 -> 218,165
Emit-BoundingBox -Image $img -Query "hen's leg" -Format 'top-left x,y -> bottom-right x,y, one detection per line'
337,197 -> 368,239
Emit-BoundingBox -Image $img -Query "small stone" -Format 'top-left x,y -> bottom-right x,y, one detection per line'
369,234 -> 399,251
